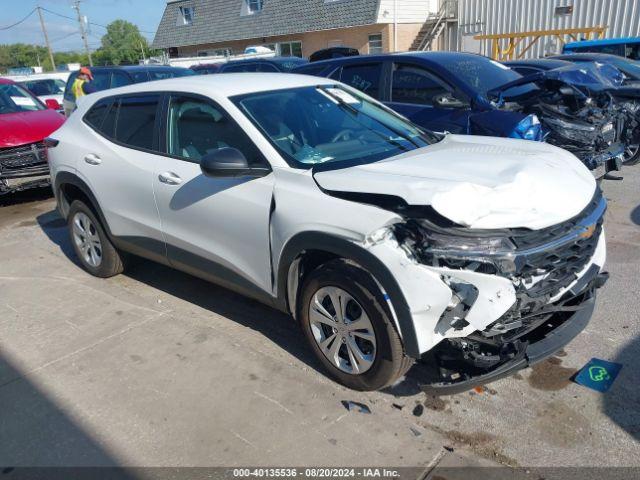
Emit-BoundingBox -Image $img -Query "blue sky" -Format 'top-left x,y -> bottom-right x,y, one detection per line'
0,0 -> 166,51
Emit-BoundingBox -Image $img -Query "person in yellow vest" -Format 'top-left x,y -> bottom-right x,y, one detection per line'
72,67 -> 96,100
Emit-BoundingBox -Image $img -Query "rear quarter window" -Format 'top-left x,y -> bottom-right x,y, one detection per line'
84,99 -> 112,131
114,95 -> 160,151
339,63 -> 382,99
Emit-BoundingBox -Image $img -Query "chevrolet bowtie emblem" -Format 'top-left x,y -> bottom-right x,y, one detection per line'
580,224 -> 597,239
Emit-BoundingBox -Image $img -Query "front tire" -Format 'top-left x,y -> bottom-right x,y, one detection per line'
623,144 -> 640,166
68,200 -> 124,278
298,259 -> 411,391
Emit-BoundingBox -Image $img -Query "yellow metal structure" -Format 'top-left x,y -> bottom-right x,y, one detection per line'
474,26 -> 608,60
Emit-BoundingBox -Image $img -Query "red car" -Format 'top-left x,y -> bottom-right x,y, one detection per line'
0,78 -> 65,196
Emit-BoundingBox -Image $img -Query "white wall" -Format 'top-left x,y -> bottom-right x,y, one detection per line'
377,0 -> 438,24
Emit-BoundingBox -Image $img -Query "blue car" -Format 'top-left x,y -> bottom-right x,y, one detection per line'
293,52 -> 543,142
505,57 -> 640,165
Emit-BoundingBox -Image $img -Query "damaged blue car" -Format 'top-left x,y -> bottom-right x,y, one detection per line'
293,52 -> 544,142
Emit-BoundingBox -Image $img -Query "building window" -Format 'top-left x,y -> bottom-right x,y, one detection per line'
197,48 -> 232,57
278,41 -> 303,58
177,6 -> 194,26
368,34 -> 383,54
245,0 -> 264,14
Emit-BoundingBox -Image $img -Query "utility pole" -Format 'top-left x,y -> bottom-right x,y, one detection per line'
37,6 -> 56,71
73,0 -> 93,66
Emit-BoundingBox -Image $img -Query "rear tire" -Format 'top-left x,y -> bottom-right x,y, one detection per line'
298,259 -> 412,391
68,200 -> 123,278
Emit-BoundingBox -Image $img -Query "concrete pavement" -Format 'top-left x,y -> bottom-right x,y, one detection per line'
0,166 -> 638,470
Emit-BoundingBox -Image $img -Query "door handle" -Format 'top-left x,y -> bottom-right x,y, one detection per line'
84,153 -> 102,165
158,172 -> 183,185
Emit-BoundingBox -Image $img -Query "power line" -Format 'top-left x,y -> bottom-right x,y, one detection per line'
40,6 -> 156,34
0,8 -> 36,31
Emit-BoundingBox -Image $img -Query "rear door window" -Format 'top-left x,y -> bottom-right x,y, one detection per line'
222,63 -> 260,73
91,72 -> 111,91
339,63 -> 382,99
131,71 -> 151,83
114,95 -> 161,151
111,72 -> 131,88
258,63 -> 279,72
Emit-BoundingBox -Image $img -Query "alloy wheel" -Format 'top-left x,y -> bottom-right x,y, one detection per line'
624,144 -> 639,163
308,286 -> 377,375
72,212 -> 103,268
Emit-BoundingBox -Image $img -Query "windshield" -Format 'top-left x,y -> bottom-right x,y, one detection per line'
0,83 -> 45,114
442,56 -> 538,98
608,58 -> 640,81
19,78 -> 65,96
234,85 -> 436,168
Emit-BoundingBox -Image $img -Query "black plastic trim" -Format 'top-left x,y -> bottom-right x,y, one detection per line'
421,295 -> 596,395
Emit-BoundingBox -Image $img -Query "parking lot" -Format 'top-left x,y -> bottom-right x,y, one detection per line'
0,167 -> 638,471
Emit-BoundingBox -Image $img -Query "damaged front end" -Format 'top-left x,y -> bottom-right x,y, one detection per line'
392,190 -> 608,394
0,141 -> 51,195
492,66 -> 626,175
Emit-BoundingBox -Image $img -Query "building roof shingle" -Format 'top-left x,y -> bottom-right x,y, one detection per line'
152,0 -> 381,49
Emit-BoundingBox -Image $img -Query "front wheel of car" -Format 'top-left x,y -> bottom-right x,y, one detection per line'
298,259 -> 412,391
68,200 -> 124,278
623,144 -> 640,166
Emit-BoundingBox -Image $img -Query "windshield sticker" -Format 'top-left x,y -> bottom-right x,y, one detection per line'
325,87 -> 361,105
11,96 -> 36,107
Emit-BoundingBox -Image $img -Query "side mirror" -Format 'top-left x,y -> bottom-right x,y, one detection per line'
200,148 -> 270,178
45,98 -> 61,110
433,93 -> 468,109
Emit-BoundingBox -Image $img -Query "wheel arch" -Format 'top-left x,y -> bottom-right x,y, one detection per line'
276,231 -> 421,358
54,172 -> 113,238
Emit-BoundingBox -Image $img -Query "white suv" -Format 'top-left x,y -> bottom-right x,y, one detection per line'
47,74 -> 608,392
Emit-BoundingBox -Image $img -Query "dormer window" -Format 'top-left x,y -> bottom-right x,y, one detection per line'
177,6 -> 194,26
244,0 -> 264,15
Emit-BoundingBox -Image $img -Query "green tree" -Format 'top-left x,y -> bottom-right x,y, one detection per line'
97,20 -> 152,65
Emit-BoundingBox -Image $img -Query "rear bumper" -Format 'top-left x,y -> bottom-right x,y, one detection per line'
419,273 -> 605,395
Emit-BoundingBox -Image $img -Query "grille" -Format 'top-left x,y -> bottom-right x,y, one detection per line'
0,142 -> 47,170
511,191 -> 605,298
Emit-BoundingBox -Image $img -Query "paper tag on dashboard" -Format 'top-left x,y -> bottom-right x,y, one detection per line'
11,97 -> 36,107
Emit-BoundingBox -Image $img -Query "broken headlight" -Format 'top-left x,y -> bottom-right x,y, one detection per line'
509,114 -> 543,142
422,230 -> 517,257
543,116 -> 597,142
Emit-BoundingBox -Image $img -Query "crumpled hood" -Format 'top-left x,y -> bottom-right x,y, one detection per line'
313,135 -> 597,230
0,109 -> 65,148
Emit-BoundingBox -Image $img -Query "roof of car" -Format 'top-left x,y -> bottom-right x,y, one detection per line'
564,37 -> 640,49
223,56 -> 307,66
0,78 -> 16,85
505,58 -> 574,69
552,52 -> 630,62
86,73 -> 335,100
87,65 -> 191,72
298,51 -> 493,69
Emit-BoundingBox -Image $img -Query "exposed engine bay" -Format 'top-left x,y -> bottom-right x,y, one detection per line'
491,65 -> 626,173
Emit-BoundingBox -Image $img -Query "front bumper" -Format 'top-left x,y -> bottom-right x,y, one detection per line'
0,143 -> 50,195
419,273 -> 604,395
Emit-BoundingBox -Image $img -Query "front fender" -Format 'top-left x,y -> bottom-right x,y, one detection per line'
276,231 -> 422,358
469,110 -> 528,137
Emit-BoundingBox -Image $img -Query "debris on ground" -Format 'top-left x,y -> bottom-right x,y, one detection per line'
412,404 -> 424,417
392,403 -> 404,410
409,426 -> 423,437
341,400 -> 371,414
574,358 -> 623,393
